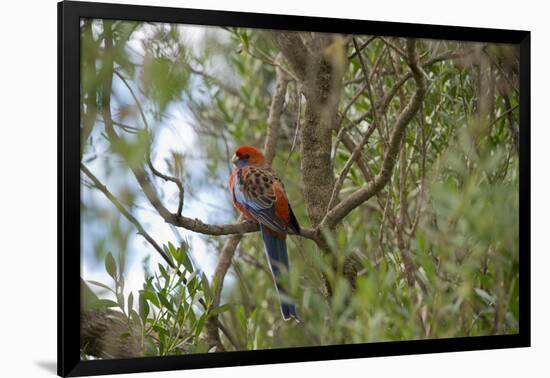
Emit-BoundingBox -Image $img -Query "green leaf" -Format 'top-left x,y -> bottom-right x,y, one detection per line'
95,299 -> 119,309
187,274 -> 199,297
158,264 -> 170,281
117,292 -> 125,311
236,305 -> 247,331
141,289 -> 160,308
162,244 -> 175,266
105,252 -> 117,278
141,53 -> 188,114
87,280 -> 114,293
128,292 -> 134,312
168,242 -> 183,265
200,273 -> 211,302
474,288 -> 496,306
130,309 -> 141,325
188,341 -> 209,354
209,303 -> 231,317
81,279 -> 99,311
180,251 -> 194,273
241,31 -> 250,49
158,289 -> 173,312
195,312 -> 208,337
187,304 -> 197,324
211,274 -> 221,300
139,292 -> 150,321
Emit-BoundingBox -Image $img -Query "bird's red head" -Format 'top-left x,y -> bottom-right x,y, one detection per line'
232,145 -> 266,167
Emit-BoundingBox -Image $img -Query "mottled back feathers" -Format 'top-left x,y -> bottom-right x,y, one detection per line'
237,166 -> 277,209
230,164 -> 300,236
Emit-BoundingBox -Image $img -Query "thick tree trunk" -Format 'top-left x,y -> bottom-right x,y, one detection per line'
274,33 -> 352,292
80,279 -> 142,359
301,61 -> 339,226
274,33 -> 345,228
80,309 -> 142,359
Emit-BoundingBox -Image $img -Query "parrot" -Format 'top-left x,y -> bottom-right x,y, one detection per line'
229,145 -> 300,321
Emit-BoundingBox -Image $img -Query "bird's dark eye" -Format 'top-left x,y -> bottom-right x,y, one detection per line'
241,154 -> 250,160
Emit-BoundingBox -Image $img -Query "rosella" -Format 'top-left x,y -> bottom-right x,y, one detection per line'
229,145 -> 300,321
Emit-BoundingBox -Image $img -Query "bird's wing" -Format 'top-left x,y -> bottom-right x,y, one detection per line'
233,167 -> 287,233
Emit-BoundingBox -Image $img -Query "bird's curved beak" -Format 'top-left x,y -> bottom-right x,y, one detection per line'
231,154 -> 239,165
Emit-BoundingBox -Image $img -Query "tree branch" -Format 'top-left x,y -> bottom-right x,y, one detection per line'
320,39 -> 427,230
352,38 -> 384,145
395,141 -> 417,286
263,66 -> 289,165
327,122 -> 377,211
81,163 -> 174,265
114,69 -> 149,129
379,37 -> 407,59
147,156 -> 185,217
348,48 -> 472,126
326,38 -> 389,289
347,36 -> 377,60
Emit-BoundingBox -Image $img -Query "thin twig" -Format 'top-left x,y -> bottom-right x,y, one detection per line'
82,163 -> 172,267
482,48 -> 519,96
320,39 -> 427,230
347,36 -> 378,60
353,38 -> 387,148
147,156 -> 185,217
379,37 -> 407,59
408,107 -> 428,236
114,69 -> 149,129
378,180 -> 393,259
327,122 -> 377,211
263,66 -> 290,165
285,85 -> 302,166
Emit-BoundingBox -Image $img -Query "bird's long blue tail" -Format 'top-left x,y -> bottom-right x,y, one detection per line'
260,225 -> 300,321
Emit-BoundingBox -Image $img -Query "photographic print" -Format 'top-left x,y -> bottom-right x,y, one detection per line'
64,4 -> 528,374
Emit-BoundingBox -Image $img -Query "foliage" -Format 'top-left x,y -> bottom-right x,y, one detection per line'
83,244 -> 229,356
80,19 -> 520,357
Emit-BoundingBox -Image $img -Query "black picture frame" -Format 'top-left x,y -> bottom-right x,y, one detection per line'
58,1 -> 531,376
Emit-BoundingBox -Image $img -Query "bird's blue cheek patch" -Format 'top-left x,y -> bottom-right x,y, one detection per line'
235,160 -> 250,168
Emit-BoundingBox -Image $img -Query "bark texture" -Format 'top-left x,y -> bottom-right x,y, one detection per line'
274,33 -> 346,228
